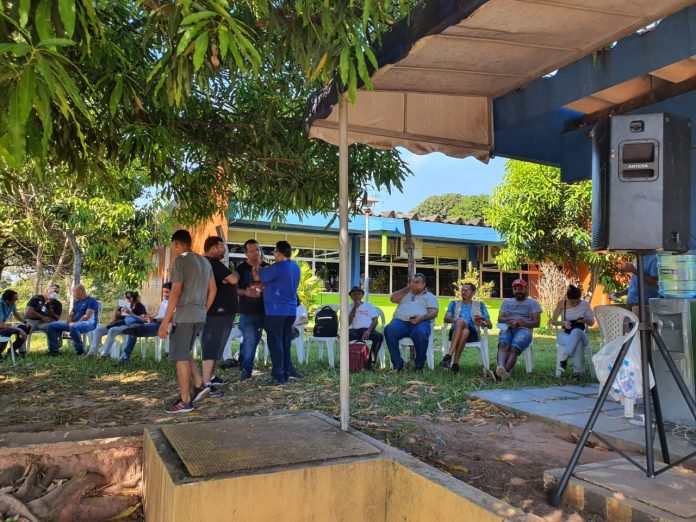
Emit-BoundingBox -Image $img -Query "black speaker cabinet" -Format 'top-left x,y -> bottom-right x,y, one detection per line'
592,113 -> 692,253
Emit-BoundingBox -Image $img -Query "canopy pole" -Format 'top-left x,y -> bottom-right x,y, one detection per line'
338,93 -> 350,431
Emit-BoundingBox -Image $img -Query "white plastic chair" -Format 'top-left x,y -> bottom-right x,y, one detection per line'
554,326 -> 595,378
306,304 -> 339,367
397,320 -> 436,370
440,324 -> 490,369
364,307 -> 387,369
593,305 -> 640,416
261,327 -> 305,365
1,335 -> 13,365
80,301 -> 104,352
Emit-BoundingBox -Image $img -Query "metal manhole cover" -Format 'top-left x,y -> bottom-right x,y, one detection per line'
161,413 -> 381,477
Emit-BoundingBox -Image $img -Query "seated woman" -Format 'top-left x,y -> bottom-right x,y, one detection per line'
440,283 -> 492,374
292,296 -> 308,340
551,285 -> 595,376
88,292 -> 146,357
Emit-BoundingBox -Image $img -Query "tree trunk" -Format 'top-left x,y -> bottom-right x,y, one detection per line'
48,237 -> 70,287
33,244 -> 44,294
66,232 -> 82,287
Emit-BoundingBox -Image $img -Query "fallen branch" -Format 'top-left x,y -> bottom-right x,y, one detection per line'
28,472 -> 106,521
0,492 -> 38,522
0,466 -> 24,487
14,463 -> 38,501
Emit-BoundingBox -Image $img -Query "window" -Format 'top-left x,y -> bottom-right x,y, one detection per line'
228,243 -> 246,254
392,267 -> 409,291
482,271 -> 501,298
315,262 -> 339,292
295,248 -> 313,259
438,269 -> 458,296
417,267 -> 437,292
369,266 -> 390,294
438,257 -> 459,268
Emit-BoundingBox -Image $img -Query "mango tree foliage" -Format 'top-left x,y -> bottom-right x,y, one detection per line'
0,0 -> 413,223
485,160 -> 620,296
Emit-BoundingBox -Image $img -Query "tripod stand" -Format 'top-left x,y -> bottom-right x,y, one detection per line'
551,253 -> 696,507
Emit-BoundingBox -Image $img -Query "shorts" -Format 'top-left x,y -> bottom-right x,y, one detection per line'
201,315 -> 234,361
448,324 -> 479,343
498,327 -> 533,352
169,322 -> 205,362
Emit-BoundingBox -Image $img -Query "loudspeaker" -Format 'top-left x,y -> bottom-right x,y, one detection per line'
592,113 -> 692,252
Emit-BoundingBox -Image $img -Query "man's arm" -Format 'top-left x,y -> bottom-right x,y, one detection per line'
622,262 -> 658,287
223,271 -> 239,285
390,286 -> 410,304
25,307 -> 46,321
75,308 -> 95,323
415,307 -> 438,323
348,302 -> 359,326
205,275 -> 217,312
512,312 -> 541,329
46,303 -> 61,321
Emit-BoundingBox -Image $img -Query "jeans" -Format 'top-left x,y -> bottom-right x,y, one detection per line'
0,324 -> 31,355
264,315 -> 294,383
498,327 -> 533,352
46,321 -> 95,354
122,323 -> 161,359
239,314 -> 264,373
384,319 -> 431,370
557,328 -> 590,373
88,324 -> 130,356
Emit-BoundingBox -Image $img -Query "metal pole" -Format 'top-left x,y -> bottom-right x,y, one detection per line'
637,254 -> 655,476
364,211 -> 370,301
338,94 -> 350,431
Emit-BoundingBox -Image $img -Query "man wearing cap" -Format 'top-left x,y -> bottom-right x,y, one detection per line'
348,286 -> 382,365
494,278 -> 541,380
383,273 -> 439,371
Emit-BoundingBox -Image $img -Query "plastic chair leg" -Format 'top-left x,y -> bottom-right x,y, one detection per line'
327,339 -> 335,368
524,347 -> 534,374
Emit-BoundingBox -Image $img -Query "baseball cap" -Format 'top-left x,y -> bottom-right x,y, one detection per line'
349,286 -> 365,295
511,279 -> 527,288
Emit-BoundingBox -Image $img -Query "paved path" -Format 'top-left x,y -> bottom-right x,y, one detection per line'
471,384 -> 696,464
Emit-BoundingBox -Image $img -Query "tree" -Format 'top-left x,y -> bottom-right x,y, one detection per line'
448,195 -> 490,222
486,160 -> 618,296
411,193 -> 466,217
0,1 -> 413,224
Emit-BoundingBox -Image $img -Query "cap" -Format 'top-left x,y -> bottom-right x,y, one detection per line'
511,279 -> 527,288
349,286 -> 365,295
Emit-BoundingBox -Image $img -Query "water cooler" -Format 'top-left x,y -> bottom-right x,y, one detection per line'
650,298 -> 696,426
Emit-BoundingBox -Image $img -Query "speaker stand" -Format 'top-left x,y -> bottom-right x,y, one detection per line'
551,253 -> 696,507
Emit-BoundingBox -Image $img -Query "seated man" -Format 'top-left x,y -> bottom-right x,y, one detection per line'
117,283 -> 171,363
45,285 -> 99,356
495,279 -> 541,380
440,282 -> 492,374
347,286 -> 383,365
0,289 -> 31,358
383,273 -> 439,371
25,284 -> 63,333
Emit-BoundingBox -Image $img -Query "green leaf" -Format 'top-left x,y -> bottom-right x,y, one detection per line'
0,43 -> 32,56
176,28 -> 198,56
109,76 -> 123,117
36,0 -> 54,41
37,38 -> 76,48
58,0 -> 76,37
218,25 -> 229,60
18,67 -> 36,121
362,0 -> 372,29
193,31 -> 209,71
339,47 -> 350,84
181,11 -> 216,25
19,0 -> 30,27
348,62 -> 357,103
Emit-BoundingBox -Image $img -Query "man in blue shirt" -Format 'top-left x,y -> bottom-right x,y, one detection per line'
0,289 -> 31,359
623,254 -> 659,306
46,284 -> 99,356
255,241 -> 301,385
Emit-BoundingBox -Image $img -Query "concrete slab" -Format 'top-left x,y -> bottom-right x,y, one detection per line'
520,386 -> 592,400
472,389 -> 538,405
556,384 -> 600,397
545,458 -> 696,521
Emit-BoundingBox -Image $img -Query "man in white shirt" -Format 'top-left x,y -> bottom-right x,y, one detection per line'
347,286 -> 382,365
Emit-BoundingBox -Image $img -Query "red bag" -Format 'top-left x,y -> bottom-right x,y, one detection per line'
349,342 -> 370,372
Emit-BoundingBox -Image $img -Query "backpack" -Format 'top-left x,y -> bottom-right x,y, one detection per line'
349,342 -> 370,372
313,306 -> 338,337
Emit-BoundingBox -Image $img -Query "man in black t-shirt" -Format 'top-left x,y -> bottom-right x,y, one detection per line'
232,239 -> 268,381
201,236 -> 239,396
25,284 -> 63,332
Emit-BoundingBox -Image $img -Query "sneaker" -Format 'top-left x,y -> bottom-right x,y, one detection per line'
390,366 -> 404,373
164,400 -> 194,414
116,358 -> 129,366
206,385 -> 224,398
496,366 -> 511,381
209,375 -> 230,386
439,354 -> 452,369
483,368 -> 497,381
219,358 -> 239,370
450,363 -> 460,374
192,385 -> 210,403
288,369 -> 305,380
239,370 -> 252,382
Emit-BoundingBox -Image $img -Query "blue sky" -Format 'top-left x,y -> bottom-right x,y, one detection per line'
374,149 -> 508,213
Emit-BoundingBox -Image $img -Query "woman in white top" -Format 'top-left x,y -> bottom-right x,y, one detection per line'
292,296 -> 308,339
551,285 -> 595,376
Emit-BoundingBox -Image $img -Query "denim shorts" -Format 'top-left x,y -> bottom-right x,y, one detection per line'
498,327 -> 533,352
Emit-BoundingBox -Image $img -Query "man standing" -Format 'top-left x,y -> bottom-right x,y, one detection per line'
46,285 -> 99,356
623,254 -> 659,307
383,274 -> 439,371
231,239 -> 268,381
25,284 -> 63,333
158,229 -> 216,414
118,282 -> 172,363
495,279 -> 541,380
348,286 -> 383,365
0,289 -> 31,358
255,240 -> 301,385
200,236 -> 239,396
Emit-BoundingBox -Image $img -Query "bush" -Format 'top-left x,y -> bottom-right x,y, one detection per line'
452,262 -> 494,300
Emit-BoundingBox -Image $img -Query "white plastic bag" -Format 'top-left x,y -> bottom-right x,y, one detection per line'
592,334 -> 654,401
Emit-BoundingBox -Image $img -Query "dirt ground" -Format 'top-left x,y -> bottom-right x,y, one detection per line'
0,364 -> 626,520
